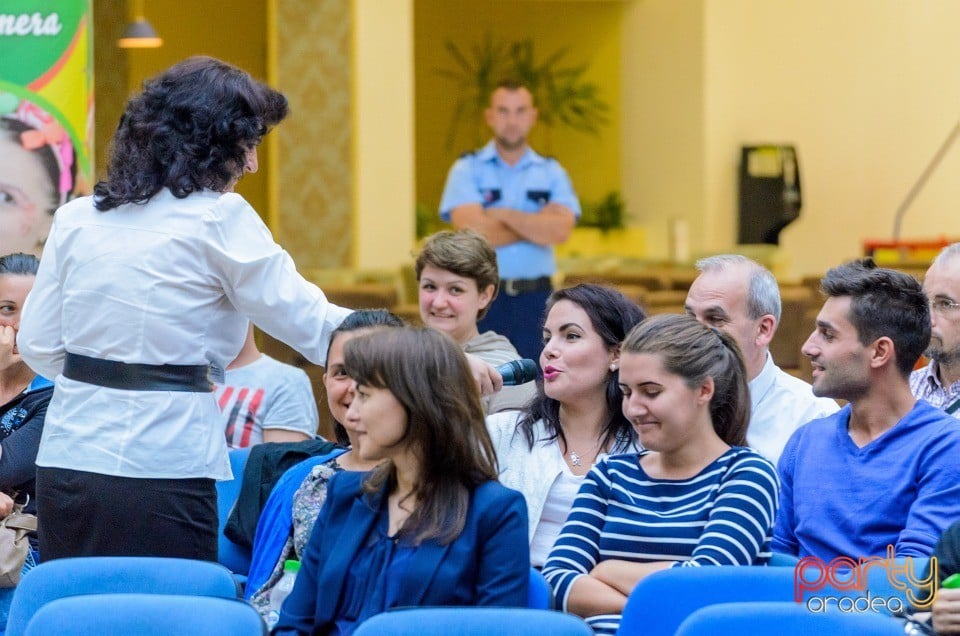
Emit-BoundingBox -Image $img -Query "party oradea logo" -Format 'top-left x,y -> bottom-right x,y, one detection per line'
794,546 -> 937,613
0,0 -> 86,86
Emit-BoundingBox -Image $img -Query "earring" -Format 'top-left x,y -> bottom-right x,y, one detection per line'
609,364 -> 617,373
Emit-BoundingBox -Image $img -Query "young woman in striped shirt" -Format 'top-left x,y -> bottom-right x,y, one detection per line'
543,314 -> 779,634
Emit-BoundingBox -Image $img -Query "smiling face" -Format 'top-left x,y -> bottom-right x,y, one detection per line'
323,331 -> 364,429
619,351 -> 713,454
0,273 -> 36,355
418,264 -> 493,344
342,381 -> 409,463
540,299 -> 617,405
802,296 -> 872,401
0,134 -> 56,257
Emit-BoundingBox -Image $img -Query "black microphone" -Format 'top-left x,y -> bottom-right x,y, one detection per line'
496,359 -> 538,386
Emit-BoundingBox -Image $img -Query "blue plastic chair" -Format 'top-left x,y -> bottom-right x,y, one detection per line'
353,607 -> 592,636
616,566 -> 796,636
768,552 -> 800,568
22,593 -> 266,636
6,557 -> 240,636
528,568 -> 552,609
217,446 -> 253,576
674,601 -> 905,636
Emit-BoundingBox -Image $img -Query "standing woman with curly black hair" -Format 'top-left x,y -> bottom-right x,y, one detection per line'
16,57 -> 353,561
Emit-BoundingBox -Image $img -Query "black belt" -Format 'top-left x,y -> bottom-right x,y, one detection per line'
62,353 -> 220,392
499,276 -> 552,297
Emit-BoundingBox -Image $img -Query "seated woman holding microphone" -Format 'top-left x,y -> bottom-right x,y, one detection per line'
542,315 -> 779,635
273,327 -> 529,635
486,283 -> 646,568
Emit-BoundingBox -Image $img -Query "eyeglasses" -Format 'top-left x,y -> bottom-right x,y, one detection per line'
929,298 -> 960,315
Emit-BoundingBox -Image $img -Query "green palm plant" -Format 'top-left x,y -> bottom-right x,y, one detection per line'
436,34 -> 510,150
437,35 -> 609,152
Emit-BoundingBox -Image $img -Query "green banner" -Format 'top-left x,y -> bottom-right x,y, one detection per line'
0,0 -> 91,257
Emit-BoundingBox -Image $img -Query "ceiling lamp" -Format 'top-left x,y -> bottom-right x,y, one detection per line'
118,1 -> 162,49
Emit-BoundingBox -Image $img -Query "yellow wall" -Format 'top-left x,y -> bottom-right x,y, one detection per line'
705,0 -> 960,278
92,0 -> 126,180
621,0 -> 704,262
352,0 -> 416,270
627,0 -> 960,278
414,0 -> 623,220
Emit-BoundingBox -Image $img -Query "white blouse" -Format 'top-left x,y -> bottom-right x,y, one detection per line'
530,470 -> 584,567
18,190 -> 352,480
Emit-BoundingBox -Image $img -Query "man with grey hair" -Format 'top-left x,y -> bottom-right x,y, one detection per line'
911,243 -> 960,418
685,254 -> 838,462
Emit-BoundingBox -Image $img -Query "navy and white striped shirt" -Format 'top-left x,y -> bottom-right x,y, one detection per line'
542,447 -> 778,635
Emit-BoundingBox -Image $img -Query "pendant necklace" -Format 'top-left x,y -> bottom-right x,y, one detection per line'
568,450 -> 582,467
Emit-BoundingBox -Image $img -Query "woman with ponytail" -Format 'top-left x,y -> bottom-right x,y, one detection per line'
542,314 -> 779,635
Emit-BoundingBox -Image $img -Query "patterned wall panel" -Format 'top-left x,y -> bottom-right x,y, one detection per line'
275,0 -> 352,269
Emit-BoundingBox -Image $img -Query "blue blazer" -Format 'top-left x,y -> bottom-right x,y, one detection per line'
273,471 -> 530,635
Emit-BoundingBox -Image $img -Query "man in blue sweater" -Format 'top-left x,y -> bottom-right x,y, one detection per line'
773,259 -> 960,562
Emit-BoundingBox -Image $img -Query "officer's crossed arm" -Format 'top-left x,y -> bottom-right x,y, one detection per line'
485,202 -> 576,246
449,203 -> 523,247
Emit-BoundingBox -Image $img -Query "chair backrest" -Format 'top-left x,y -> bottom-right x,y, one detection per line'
217,446 -> 253,575
674,601 -> 905,636
617,566 -> 796,636
22,593 -> 266,636
528,568 -> 552,610
768,552 -> 800,568
6,557 -> 240,636
353,608 -> 592,636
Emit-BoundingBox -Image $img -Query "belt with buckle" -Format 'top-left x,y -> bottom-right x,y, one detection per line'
62,352 -> 220,392
499,276 -> 553,297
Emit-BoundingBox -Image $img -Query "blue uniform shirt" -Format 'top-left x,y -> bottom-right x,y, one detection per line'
439,141 -> 581,279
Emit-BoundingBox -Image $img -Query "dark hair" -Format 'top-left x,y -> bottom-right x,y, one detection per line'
0,253 -> 40,277
343,327 -> 498,545
325,309 -> 405,445
622,314 -> 750,446
518,284 -> 646,453
0,118 -> 71,214
415,229 -> 499,320
94,56 -> 288,211
493,78 -> 530,94
820,259 -> 930,377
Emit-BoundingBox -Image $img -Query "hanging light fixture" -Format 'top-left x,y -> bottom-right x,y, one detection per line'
118,0 -> 163,49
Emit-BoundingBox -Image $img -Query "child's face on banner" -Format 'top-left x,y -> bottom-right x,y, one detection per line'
0,132 -> 55,257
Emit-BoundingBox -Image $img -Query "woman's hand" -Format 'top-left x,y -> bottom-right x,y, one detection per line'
0,325 -> 20,372
590,559 -> 672,597
0,492 -> 14,518
464,353 -> 503,397
933,587 -> 960,634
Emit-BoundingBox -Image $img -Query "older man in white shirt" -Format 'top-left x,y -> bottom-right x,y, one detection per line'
685,255 -> 838,463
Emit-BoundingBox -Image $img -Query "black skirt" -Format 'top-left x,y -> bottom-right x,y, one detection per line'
36,467 -> 218,562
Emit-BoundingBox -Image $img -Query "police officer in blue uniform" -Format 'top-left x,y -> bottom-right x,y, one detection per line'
439,79 -> 580,363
